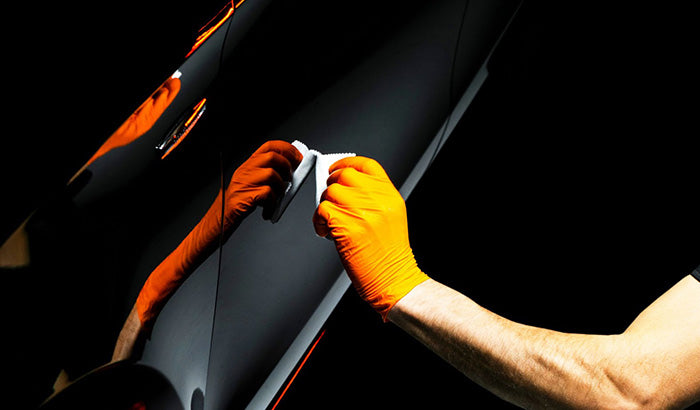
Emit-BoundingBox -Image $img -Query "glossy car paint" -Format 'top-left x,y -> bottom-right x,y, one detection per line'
4,1 -> 521,408
10,1 -> 697,409
202,1 -> 520,408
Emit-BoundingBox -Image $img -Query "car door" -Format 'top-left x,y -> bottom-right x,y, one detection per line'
202,1 -> 521,408
6,1 -> 522,408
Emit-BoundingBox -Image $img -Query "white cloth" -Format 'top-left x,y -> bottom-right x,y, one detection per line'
270,140 -> 355,223
313,151 -> 355,206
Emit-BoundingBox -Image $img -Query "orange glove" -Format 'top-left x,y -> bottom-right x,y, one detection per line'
223,140 -> 303,225
86,77 -> 181,166
313,156 -> 429,321
136,140 -> 302,328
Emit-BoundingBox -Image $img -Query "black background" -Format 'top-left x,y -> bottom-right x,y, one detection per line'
3,1 -> 699,408
279,2 -> 700,409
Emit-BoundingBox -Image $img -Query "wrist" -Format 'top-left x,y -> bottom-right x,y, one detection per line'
360,253 -> 429,322
223,192 -> 254,231
112,304 -> 147,363
125,305 -> 145,337
386,278 -> 437,323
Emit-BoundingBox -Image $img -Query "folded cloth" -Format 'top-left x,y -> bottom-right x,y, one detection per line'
270,141 -> 316,223
314,151 -> 356,207
270,140 -> 355,223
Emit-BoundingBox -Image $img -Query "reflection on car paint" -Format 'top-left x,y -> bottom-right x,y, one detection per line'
2,0 -> 525,407
186,1 -> 237,58
157,98 -> 207,159
68,76 -> 182,185
269,329 -> 326,410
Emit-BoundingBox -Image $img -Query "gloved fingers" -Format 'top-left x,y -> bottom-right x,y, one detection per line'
313,200 -> 339,238
224,140 -> 304,222
229,183 -> 280,219
259,185 -> 280,220
163,77 -> 182,96
135,77 -> 182,132
246,151 -> 296,183
253,140 -> 303,171
150,77 -> 182,115
246,167 -> 288,198
321,182 -> 361,207
328,156 -> 388,180
226,168 -> 287,221
326,166 -> 371,188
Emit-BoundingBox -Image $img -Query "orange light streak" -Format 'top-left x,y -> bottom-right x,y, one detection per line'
185,98 -> 207,127
270,330 -> 326,410
185,2 -> 235,58
161,98 -> 207,159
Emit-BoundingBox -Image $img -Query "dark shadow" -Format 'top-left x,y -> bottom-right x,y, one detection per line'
40,362 -> 183,410
191,388 -> 204,410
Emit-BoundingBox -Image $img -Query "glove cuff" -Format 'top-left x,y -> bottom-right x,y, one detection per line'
360,251 -> 429,322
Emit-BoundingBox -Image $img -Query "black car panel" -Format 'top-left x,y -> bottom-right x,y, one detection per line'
4,0 -> 522,408
203,1 -> 521,408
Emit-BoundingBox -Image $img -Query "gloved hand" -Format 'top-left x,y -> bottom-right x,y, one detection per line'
86,77 -> 181,166
135,140 -> 302,329
224,140 -> 304,226
313,156 -> 429,321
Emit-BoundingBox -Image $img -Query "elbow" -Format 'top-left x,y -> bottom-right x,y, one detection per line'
589,333 -> 690,410
536,381 -> 664,410
610,381 -> 696,410
595,390 -> 662,410
596,368 -> 674,410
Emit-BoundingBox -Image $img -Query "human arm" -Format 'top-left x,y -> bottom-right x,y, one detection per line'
313,156 -> 700,409
111,303 -> 145,363
111,185 -> 223,362
389,276 -> 700,409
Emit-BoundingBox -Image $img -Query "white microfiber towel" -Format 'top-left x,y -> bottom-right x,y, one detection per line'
270,140 -> 355,223
313,151 -> 356,207
270,140 -> 316,223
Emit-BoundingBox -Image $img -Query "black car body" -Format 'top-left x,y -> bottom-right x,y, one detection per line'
5,1 -> 699,409
3,1 -> 522,408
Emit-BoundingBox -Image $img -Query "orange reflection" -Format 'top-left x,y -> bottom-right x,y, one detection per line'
271,330 -> 326,410
111,140 -> 303,364
186,98 -> 207,127
186,1 -> 235,58
81,77 -> 181,170
160,98 -> 207,160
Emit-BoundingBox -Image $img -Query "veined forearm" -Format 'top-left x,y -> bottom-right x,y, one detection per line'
388,279 -> 644,409
306,152 -> 699,408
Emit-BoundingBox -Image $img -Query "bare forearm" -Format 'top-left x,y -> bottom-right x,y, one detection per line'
388,279 -> 651,409
310,154 -> 699,408
112,303 -> 144,362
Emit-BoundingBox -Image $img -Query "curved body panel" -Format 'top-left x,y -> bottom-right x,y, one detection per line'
5,0 -> 522,408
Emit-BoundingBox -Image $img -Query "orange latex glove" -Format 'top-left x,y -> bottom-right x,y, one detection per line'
313,156 -> 429,321
222,140 -> 304,225
86,77 -> 181,166
136,140 -> 302,328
